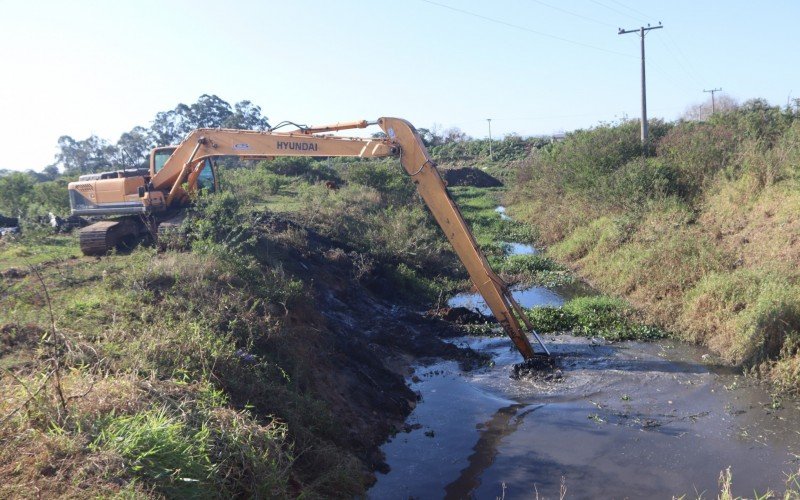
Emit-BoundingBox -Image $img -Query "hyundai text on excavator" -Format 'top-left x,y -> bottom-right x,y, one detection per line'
68,117 -> 550,362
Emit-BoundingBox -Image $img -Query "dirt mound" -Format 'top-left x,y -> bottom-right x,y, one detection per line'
442,167 -> 503,188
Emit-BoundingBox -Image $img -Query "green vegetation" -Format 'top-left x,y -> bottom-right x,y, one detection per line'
448,186 -> 536,253
0,173 -> 69,218
490,253 -> 574,287
0,148 -> 481,496
526,296 -> 666,341
0,231 -> 80,270
509,99 -> 800,392
430,136 -> 548,180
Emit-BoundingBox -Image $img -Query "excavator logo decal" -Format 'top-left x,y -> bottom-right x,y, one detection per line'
233,143 -> 250,150
276,141 -> 319,152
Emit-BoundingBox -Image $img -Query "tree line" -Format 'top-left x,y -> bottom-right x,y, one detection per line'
53,94 -> 270,176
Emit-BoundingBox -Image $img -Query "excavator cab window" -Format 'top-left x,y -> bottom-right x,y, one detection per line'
196,159 -> 217,193
153,148 -> 176,173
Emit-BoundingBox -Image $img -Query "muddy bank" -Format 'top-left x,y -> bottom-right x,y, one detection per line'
252,215 -> 487,478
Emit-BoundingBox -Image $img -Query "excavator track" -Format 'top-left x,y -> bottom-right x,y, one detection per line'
79,218 -> 142,256
156,212 -> 187,251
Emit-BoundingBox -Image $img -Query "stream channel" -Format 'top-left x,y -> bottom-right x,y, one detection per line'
368,207 -> 800,499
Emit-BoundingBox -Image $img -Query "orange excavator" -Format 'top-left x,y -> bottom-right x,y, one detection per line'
68,117 -> 550,361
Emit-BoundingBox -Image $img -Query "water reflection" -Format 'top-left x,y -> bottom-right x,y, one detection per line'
444,403 -> 545,499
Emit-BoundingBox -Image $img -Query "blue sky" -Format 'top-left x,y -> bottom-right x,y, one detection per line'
1,0 -> 798,171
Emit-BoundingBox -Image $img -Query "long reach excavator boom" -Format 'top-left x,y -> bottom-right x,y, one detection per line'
68,117 -> 549,360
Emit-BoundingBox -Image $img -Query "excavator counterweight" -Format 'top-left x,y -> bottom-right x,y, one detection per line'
67,117 -> 548,360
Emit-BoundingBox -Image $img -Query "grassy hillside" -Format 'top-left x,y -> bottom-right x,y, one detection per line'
0,160 -> 487,498
508,99 -> 800,393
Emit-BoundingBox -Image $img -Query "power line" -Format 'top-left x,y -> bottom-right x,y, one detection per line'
663,31 -> 704,84
605,0 -> 653,23
419,0 -> 634,58
529,0 -> 616,28
594,0 -> 705,90
589,0 -> 649,24
655,36 -> 703,88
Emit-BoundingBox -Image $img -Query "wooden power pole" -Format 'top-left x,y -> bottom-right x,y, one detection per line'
619,22 -> 663,146
704,88 -> 722,114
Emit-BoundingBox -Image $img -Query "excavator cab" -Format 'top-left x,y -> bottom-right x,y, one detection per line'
151,147 -> 217,193
195,160 -> 217,193
151,147 -> 176,175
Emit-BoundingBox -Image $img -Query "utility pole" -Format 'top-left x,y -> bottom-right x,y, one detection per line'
619,22 -> 663,146
486,118 -> 493,161
703,88 -> 722,114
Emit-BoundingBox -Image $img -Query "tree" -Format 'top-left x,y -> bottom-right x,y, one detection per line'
442,127 -> 469,143
53,135 -> 116,175
223,100 -> 270,130
0,172 -> 34,215
116,126 -> 153,169
150,95 -> 269,146
41,165 -> 60,180
151,103 -> 194,146
189,94 -> 234,128
46,95 -> 272,174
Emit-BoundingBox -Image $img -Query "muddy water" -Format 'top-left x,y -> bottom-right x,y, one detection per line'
370,334 -> 800,498
369,208 -> 800,499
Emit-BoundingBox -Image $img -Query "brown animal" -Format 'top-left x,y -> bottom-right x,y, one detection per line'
324,180 -> 339,190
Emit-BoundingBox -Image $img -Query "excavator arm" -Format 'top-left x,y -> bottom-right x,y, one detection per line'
160,118 -> 547,360
376,118 -> 547,360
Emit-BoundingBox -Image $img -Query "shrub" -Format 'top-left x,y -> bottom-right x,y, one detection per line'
656,120 -> 739,202
223,168 -> 288,202
260,157 -> 339,183
601,157 -> 679,210
344,160 -> 415,203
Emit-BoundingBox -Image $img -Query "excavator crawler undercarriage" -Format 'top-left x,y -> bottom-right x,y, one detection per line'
79,217 -> 146,256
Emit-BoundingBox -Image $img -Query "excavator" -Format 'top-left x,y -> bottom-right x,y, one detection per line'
68,117 -> 550,362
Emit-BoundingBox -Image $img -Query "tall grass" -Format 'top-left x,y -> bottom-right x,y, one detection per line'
509,102 -> 800,390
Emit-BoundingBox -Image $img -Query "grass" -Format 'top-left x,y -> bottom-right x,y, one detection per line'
490,253 -> 574,287
0,231 -> 80,270
687,466 -> 800,500
90,408 -> 215,496
0,207 -> 356,496
508,104 -> 800,392
448,186 -> 537,253
0,163 -> 493,497
680,269 -> 800,366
